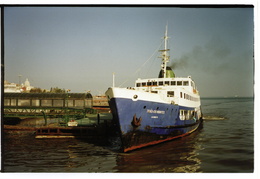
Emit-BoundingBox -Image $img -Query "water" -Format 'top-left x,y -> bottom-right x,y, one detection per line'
3,98 -> 254,173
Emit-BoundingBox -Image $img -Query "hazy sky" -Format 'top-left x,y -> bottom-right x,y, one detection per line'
4,6 -> 254,97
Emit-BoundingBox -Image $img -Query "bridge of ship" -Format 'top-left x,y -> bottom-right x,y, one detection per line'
3,93 -> 94,118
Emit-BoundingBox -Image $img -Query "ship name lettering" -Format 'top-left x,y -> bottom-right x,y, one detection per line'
147,109 -> 165,114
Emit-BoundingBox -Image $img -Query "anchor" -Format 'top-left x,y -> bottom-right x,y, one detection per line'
131,114 -> 142,127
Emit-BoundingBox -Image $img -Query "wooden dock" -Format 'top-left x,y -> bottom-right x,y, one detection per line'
4,121 -> 113,139
35,126 -> 108,139
4,125 -> 36,131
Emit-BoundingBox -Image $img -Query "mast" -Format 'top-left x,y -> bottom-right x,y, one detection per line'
112,72 -> 115,87
159,25 -> 170,78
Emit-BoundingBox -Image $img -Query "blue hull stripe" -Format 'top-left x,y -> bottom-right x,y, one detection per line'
108,97 -> 202,152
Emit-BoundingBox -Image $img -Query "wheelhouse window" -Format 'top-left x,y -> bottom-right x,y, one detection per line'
165,81 -> 170,85
159,81 -> 164,86
183,81 -> 189,86
152,81 -> 158,86
177,81 -> 182,86
136,83 -> 141,87
171,81 -> 176,85
142,82 -> 146,86
167,91 -> 174,97
147,82 -> 152,86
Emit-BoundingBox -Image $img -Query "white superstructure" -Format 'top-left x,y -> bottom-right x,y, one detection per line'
133,76 -> 200,107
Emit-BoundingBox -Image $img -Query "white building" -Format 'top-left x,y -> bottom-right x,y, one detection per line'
4,78 -> 34,93
24,78 -> 33,91
4,81 -> 21,93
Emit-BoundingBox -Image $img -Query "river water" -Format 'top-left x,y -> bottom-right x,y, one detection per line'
2,97 -> 254,173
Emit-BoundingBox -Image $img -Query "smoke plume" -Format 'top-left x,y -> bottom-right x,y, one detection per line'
169,36 -> 234,74
170,55 -> 189,70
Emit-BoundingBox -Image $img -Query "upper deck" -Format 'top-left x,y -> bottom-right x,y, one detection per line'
135,76 -> 198,94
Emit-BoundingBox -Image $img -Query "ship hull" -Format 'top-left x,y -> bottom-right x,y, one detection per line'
106,88 -> 202,152
122,121 -> 202,152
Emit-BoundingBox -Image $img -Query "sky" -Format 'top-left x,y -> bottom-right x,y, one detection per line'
3,6 -> 254,97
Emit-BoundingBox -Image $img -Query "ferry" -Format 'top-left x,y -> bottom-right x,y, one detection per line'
105,26 -> 203,152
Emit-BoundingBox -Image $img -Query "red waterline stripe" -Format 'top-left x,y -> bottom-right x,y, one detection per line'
123,125 -> 199,152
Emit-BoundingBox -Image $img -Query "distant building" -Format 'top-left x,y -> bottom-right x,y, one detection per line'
23,78 -> 33,91
4,80 -> 21,93
4,78 -> 34,93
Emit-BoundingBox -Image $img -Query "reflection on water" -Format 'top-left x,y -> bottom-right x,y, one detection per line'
3,132 -> 118,172
3,98 -> 254,173
115,130 -> 203,173
3,129 -> 203,173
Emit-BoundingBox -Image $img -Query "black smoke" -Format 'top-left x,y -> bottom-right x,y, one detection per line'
169,36 -> 234,74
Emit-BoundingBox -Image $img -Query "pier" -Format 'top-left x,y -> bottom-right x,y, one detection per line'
4,92 -> 110,118
3,92 -> 113,139
4,113 -> 114,139
35,125 -> 110,139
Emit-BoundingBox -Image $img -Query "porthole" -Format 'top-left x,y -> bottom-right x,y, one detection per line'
133,95 -> 138,99
143,106 -> 146,109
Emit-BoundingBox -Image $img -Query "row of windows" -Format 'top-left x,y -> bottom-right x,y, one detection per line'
141,100 -> 199,121
144,106 -> 197,121
136,80 -> 190,87
150,90 -> 198,101
179,110 -> 197,120
180,92 -> 199,101
4,98 -> 91,108
151,91 -> 174,97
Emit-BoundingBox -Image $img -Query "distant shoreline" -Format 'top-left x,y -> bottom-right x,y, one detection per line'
201,96 -> 254,99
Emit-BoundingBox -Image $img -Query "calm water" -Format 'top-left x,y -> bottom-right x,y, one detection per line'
3,98 -> 254,173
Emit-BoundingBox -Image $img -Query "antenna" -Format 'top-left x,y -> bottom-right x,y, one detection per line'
112,72 -> 115,87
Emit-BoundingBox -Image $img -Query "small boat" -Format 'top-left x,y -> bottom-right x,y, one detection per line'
105,26 -> 203,152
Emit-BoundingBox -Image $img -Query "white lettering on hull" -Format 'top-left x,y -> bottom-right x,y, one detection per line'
147,109 -> 165,114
